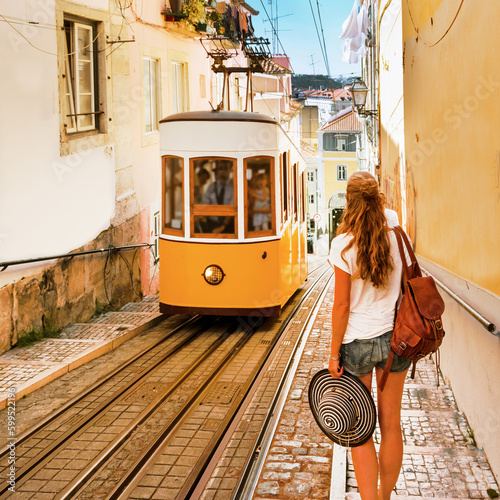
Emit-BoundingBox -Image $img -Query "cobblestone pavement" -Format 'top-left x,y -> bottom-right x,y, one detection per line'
0,264 -> 498,499
0,296 -> 162,409
254,271 -> 500,499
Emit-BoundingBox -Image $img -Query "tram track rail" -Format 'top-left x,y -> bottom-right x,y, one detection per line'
0,263 -> 331,499
107,265 -> 333,500
0,315 -> 217,498
76,263 -> 331,499
190,267 -> 333,500
59,320 -> 253,500
0,315 -> 202,452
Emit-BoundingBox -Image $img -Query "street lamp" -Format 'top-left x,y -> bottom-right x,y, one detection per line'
350,79 -> 377,118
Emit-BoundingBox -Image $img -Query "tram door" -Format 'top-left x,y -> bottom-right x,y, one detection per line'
328,208 -> 344,246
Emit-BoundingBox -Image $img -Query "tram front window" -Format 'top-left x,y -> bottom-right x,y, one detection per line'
245,157 -> 274,237
192,158 -> 237,237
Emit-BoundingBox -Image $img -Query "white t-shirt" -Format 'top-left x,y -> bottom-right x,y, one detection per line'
384,208 -> 399,228
328,231 -> 411,344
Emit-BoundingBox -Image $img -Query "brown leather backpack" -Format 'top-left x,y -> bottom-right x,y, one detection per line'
378,226 -> 445,391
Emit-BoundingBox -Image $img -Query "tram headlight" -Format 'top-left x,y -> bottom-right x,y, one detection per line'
202,264 -> 225,285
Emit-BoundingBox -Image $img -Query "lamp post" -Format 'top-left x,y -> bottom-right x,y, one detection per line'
350,78 -> 377,118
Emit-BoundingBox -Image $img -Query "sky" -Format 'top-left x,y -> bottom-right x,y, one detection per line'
250,0 -> 361,78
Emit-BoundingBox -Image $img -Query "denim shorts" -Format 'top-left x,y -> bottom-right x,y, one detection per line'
339,331 -> 411,377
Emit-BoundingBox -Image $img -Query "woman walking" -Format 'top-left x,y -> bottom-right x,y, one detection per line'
328,171 -> 410,500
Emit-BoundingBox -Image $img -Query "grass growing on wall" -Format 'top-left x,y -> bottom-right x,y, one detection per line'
17,323 -> 61,347
94,299 -> 119,316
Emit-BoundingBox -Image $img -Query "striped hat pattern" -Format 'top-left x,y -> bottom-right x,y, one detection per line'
308,369 -> 376,447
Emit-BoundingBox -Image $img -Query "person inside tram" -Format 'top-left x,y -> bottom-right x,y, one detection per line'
202,160 -> 234,233
194,166 -> 210,204
250,173 -> 271,231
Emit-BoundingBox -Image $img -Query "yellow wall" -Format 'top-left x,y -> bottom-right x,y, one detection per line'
381,0 -> 500,294
323,151 -> 357,204
379,0 -> 500,480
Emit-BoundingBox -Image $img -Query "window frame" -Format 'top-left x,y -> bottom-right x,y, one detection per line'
323,133 -> 335,151
292,162 -> 298,223
63,17 -> 99,134
244,156 -> 276,238
143,57 -> 159,134
190,157 -> 238,239
281,151 -> 289,225
337,164 -> 348,181
171,61 -> 188,114
300,171 -> 306,223
162,155 -> 184,237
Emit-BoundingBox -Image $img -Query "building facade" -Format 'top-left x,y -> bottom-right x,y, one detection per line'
316,107 -> 361,250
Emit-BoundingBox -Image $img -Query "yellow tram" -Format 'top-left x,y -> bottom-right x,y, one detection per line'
159,110 -> 307,316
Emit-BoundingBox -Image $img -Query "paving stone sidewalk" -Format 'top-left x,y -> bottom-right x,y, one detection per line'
254,274 -> 499,499
0,295 -> 163,410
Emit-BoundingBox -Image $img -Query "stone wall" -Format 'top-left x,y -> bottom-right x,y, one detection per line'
0,215 -> 143,354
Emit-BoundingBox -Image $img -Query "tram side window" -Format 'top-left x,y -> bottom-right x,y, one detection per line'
301,171 -> 306,222
163,156 -> 183,235
245,157 -> 274,237
292,163 -> 298,222
281,152 -> 288,223
192,158 -> 237,237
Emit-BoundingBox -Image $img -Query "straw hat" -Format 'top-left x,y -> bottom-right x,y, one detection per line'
308,369 -> 376,447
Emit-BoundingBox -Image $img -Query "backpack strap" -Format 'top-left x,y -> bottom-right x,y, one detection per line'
379,227 -> 411,393
393,227 -> 410,284
394,225 -> 422,278
378,350 -> 394,392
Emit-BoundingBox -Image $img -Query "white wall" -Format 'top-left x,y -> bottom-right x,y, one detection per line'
0,1 -> 115,285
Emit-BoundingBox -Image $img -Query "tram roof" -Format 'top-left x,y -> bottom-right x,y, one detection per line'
159,110 -> 278,125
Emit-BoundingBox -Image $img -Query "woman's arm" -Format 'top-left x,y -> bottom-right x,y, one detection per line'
329,266 -> 351,379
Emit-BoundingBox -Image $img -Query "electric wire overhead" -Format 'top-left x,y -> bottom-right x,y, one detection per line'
308,0 -> 330,78
258,0 -> 295,74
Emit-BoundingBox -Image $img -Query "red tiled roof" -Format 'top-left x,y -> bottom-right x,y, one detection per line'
333,88 -> 351,101
319,107 -> 361,131
302,87 -> 352,102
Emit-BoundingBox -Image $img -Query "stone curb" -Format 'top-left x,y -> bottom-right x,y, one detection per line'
330,444 -> 347,500
0,313 -> 165,410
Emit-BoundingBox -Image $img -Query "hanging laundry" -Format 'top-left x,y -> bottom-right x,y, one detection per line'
239,9 -> 248,35
339,0 -> 369,64
356,3 -> 369,57
339,0 -> 359,40
247,13 -> 254,36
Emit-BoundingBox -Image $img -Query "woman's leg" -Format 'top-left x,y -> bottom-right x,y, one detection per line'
375,368 -> 408,500
350,371 -> 378,500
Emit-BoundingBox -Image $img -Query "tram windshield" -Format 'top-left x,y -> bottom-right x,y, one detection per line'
191,158 -> 237,237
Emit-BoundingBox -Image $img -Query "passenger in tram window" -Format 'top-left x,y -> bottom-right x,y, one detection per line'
327,171 -> 412,500
194,166 -> 210,204
202,160 -> 234,233
250,173 -> 271,231
172,160 -> 184,229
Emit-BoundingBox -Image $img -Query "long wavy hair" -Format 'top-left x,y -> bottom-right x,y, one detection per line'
336,172 -> 393,288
